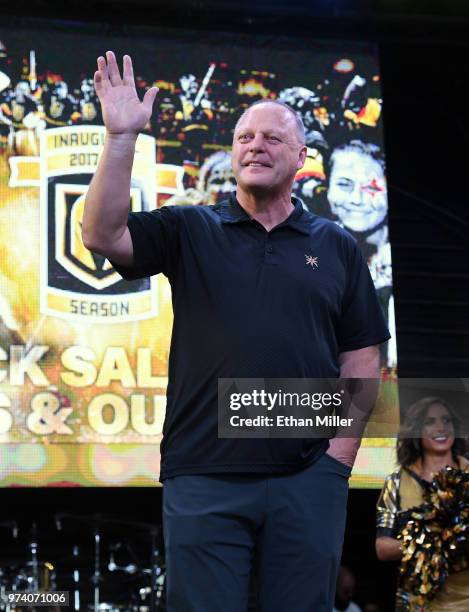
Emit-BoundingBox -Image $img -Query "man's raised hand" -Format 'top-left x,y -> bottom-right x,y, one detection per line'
94,51 -> 158,135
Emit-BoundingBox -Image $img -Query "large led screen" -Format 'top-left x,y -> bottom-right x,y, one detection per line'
0,22 -> 397,487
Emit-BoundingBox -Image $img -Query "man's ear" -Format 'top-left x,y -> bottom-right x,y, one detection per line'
297,145 -> 308,170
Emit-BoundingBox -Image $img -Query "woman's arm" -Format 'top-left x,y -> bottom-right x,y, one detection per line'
376,470 -> 402,561
375,535 -> 403,561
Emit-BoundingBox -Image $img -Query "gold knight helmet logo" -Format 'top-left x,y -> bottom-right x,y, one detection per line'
40,126 -> 158,322
71,193 -> 107,277
55,184 -> 130,290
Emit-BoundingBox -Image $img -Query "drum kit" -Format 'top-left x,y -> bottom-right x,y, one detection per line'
0,516 -> 166,611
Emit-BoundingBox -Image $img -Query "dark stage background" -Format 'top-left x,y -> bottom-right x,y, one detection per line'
1,0 -> 466,374
1,1 -> 468,610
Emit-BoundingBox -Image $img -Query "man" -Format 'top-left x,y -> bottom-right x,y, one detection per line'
166,150 -> 236,206
333,566 -> 363,612
82,52 -> 390,612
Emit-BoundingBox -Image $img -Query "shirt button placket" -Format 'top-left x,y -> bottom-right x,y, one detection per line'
265,240 -> 275,264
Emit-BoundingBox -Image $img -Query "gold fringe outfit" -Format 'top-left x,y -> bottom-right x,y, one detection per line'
376,457 -> 469,611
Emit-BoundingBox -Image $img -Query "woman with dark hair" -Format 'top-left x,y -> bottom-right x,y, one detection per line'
376,397 -> 469,611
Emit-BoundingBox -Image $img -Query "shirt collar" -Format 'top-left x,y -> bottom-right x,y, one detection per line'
219,193 -> 311,235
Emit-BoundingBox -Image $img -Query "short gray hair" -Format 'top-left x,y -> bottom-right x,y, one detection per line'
234,99 -> 306,145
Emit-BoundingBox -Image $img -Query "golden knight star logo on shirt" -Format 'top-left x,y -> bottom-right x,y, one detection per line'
305,254 -> 319,268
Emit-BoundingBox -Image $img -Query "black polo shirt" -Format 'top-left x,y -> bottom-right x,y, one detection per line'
111,195 -> 390,481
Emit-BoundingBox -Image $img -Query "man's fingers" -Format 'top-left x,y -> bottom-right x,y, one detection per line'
122,55 -> 135,87
93,71 -> 103,94
142,87 -> 159,114
96,56 -> 109,83
105,50 -> 123,86
94,59 -> 110,98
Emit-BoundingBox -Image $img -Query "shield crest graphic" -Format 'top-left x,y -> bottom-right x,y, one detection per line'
54,184 -> 140,290
40,126 -> 158,322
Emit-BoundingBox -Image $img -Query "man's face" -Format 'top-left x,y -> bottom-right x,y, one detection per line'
206,166 -> 237,202
15,82 -> 30,101
231,103 -> 306,197
335,572 -> 355,609
52,82 -> 68,100
327,148 -> 387,232
81,79 -> 94,97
